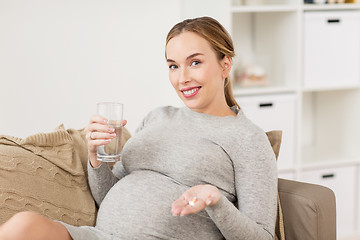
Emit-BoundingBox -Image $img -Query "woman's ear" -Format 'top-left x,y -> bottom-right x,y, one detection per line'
221,56 -> 232,79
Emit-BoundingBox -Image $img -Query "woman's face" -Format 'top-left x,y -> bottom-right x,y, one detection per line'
166,31 -> 231,114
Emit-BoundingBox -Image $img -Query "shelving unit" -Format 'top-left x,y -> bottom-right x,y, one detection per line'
180,0 -> 360,238
228,1 -> 360,239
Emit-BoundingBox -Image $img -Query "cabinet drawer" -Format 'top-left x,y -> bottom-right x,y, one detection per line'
299,165 -> 357,237
304,11 -> 360,88
236,94 -> 296,170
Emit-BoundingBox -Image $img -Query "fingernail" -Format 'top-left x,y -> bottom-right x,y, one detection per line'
110,133 -> 116,137
109,128 -> 115,132
206,200 -> 212,205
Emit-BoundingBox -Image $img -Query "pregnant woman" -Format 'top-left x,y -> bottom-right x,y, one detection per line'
0,16 -> 277,240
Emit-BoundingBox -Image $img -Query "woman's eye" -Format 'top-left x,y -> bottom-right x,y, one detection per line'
191,61 -> 200,66
169,65 -> 178,70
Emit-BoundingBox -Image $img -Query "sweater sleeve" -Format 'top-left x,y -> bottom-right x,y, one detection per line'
206,130 -> 278,240
88,160 -> 127,207
87,110 -> 154,207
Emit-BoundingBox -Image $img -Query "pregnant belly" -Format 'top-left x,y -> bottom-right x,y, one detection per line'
95,170 -> 197,239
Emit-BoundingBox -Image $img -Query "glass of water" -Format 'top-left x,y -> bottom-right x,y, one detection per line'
97,102 -> 123,162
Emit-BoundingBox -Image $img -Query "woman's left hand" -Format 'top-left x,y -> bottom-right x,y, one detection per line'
171,184 -> 221,216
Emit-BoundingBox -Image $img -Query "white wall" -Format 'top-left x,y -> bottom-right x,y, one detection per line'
0,0 -> 184,137
180,0 -> 231,31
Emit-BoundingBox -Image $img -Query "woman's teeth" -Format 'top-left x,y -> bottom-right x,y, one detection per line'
183,87 -> 199,95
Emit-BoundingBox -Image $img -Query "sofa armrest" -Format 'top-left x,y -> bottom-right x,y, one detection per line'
278,178 -> 336,240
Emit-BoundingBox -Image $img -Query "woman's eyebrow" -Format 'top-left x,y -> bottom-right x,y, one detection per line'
166,53 -> 204,63
186,53 -> 204,60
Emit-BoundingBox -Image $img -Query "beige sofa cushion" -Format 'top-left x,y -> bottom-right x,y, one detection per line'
0,125 -> 95,226
0,124 -> 130,226
266,130 -> 285,240
0,125 -> 130,226
278,178 -> 336,240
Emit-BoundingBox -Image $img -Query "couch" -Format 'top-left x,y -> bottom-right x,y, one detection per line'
0,125 -> 336,239
278,178 -> 336,240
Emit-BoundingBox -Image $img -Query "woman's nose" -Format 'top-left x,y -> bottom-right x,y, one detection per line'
179,68 -> 190,84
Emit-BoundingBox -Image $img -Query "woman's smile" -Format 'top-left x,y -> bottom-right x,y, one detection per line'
180,86 -> 202,98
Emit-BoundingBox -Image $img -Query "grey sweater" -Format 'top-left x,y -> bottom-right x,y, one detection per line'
63,106 -> 277,240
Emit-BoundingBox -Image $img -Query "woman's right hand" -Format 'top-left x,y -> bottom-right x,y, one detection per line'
85,115 -> 127,168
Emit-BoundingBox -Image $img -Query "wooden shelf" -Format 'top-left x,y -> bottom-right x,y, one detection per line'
233,86 -> 297,96
231,5 -> 299,13
278,166 -> 297,173
302,84 -> 360,92
302,3 -> 360,11
231,3 -> 360,12
300,159 -> 360,171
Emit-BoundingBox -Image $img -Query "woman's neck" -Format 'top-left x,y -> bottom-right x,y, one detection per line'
190,102 -> 236,117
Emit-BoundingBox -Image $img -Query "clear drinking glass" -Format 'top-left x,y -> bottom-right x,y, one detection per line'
96,102 -> 123,162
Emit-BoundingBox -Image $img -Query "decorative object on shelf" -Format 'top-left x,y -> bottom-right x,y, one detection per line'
233,61 -> 268,87
314,0 -> 326,3
304,0 -> 326,3
243,0 -> 264,5
232,0 -> 243,5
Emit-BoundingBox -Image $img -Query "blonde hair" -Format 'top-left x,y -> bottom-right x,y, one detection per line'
165,16 -> 240,109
